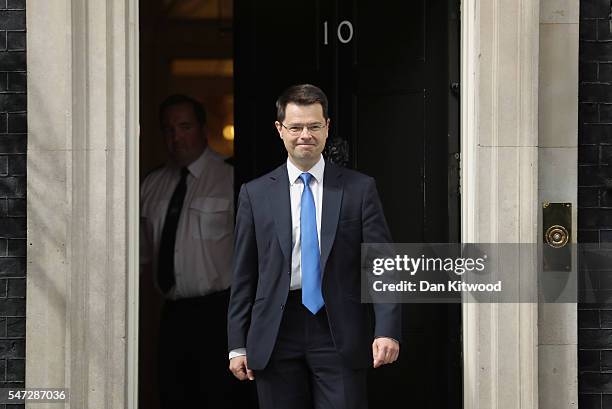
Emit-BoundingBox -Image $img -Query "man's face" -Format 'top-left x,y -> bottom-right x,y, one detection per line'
161,103 -> 207,167
275,103 -> 329,170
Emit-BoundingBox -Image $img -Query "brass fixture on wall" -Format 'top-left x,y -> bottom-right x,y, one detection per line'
542,202 -> 572,272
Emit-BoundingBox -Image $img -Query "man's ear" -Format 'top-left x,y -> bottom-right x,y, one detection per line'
274,121 -> 283,138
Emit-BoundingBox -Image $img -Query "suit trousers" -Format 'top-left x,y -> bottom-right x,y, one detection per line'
255,290 -> 368,409
159,290 -> 253,409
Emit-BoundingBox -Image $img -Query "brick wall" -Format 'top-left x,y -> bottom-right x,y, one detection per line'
0,0 -> 25,407
579,1 -> 612,408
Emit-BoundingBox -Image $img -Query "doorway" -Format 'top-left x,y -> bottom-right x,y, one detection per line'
233,1 -> 462,407
139,0 -> 462,407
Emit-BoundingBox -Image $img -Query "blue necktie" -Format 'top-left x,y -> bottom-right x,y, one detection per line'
299,172 -> 324,314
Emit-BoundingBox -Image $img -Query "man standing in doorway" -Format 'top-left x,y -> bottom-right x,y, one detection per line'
228,84 -> 401,409
140,94 -> 235,408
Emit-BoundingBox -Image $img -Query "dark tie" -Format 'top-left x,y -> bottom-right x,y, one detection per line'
157,167 -> 189,293
299,172 -> 324,314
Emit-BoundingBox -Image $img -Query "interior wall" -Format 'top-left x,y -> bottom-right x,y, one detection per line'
139,2 -> 233,177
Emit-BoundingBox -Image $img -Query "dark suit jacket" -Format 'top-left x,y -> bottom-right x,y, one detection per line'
227,162 -> 401,370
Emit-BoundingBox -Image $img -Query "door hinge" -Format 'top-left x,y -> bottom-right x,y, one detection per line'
450,82 -> 460,97
455,152 -> 462,197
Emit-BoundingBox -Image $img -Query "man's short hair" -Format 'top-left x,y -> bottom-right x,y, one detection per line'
159,94 -> 207,128
276,84 -> 329,122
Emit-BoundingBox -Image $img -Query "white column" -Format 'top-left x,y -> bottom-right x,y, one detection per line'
462,0 -> 540,408
26,0 -> 139,407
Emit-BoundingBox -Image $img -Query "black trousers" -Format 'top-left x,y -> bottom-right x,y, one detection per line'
255,290 -> 368,409
159,290 -> 249,409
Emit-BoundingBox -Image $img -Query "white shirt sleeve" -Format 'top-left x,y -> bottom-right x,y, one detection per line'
228,348 -> 247,360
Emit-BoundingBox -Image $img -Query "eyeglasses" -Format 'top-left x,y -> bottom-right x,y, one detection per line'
280,123 -> 326,136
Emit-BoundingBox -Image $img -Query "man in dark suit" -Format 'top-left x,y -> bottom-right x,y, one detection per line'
227,84 -> 401,409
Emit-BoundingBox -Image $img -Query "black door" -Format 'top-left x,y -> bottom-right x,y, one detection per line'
234,1 -> 461,407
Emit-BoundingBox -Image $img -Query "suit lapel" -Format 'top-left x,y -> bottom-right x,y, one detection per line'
268,165 -> 292,265
320,163 -> 343,275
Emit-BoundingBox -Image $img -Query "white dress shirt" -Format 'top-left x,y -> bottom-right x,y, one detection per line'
140,148 -> 234,300
229,155 -> 325,360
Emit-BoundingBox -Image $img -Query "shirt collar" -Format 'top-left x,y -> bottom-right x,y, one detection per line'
185,147 -> 210,178
287,155 -> 325,185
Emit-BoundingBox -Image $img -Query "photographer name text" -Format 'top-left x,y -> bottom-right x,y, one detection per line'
372,280 -> 503,292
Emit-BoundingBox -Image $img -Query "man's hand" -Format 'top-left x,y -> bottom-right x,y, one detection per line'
229,355 -> 255,381
372,337 -> 400,368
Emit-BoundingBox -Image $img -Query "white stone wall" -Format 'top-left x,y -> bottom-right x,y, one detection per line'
462,0 -> 577,408
538,0 -> 579,407
462,0 -> 541,407
26,0 -> 139,408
